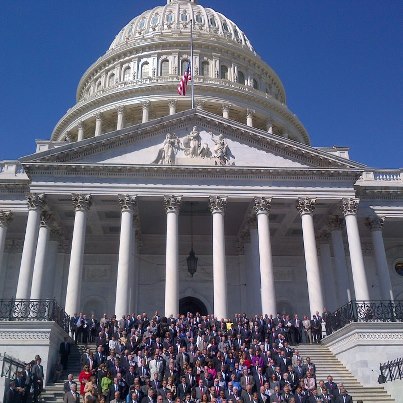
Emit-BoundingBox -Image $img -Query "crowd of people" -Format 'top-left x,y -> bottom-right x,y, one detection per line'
60,311 -> 356,403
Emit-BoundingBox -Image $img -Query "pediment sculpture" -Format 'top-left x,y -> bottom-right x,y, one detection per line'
151,126 -> 235,166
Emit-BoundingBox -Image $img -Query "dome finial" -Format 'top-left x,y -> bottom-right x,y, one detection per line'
167,0 -> 198,4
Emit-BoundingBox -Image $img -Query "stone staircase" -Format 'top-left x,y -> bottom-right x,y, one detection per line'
41,343 -> 92,402
296,344 -> 395,402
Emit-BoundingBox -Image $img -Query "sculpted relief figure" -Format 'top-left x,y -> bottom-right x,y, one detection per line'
211,133 -> 235,165
152,133 -> 181,165
183,126 -> 201,157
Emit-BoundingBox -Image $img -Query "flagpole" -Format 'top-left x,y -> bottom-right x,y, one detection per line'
190,19 -> 195,109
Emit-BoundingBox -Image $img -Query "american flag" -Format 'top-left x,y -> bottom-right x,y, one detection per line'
177,61 -> 192,96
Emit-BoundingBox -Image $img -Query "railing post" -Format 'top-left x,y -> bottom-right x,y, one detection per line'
389,300 -> 396,322
351,300 -> 358,322
8,298 -> 14,321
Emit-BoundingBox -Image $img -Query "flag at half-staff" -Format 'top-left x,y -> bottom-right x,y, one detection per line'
177,61 -> 192,96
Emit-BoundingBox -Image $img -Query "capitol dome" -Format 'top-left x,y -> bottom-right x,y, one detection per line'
51,0 -> 310,145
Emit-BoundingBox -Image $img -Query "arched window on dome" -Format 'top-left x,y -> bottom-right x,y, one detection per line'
201,61 -> 209,77
237,71 -> 245,85
161,60 -> 169,77
108,73 -> 115,87
209,16 -> 217,28
181,59 -> 190,75
123,67 -> 131,82
96,80 -> 102,92
222,20 -> 230,34
141,62 -> 150,79
138,17 -> 146,30
220,65 -> 229,80
181,12 -> 188,23
253,78 -> 259,90
195,14 -> 204,24
166,13 -> 174,24
151,14 -> 160,28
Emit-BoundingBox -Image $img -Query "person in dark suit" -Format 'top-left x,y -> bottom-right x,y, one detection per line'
14,371 -> 26,403
32,357 -> 44,403
60,336 -> 72,370
22,363 -> 32,403
64,374 -> 77,393
63,383 -> 80,403
335,388 -> 353,403
141,388 -> 157,403
177,376 -> 191,400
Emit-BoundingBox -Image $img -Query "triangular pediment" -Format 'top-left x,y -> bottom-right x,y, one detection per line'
20,110 -> 365,170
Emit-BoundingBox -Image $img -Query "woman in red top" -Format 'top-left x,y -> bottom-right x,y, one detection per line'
78,364 -> 92,397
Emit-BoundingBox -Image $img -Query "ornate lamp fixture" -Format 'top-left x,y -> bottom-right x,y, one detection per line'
187,202 -> 198,277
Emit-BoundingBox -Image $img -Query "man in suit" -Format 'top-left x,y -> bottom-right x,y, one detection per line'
64,374 -> 77,393
178,376 -> 191,400
60,336 -> 71,370
269,386 -> 282,403
335,388 -> 352,403
240,368 -> 255,391
32,357 -> 44,403
5,381 -> 16,403
14,370 -> 26,402
63,383 -> 80,403
141,388 -> 156,403
22,363 -> 32,403
110,391 -> 125,403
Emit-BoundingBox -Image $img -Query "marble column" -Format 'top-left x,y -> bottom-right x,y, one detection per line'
168,100 -> 177,116
142,101 -> 150,123
209,196 -> 228,319
296,197 -> 324,316
16,194 -> 46,299
317,232 -> 338,311
0,210 -> 13,275
266,120 -> 273,134
367,216 -> 394,300
116,106 -> 125,130
65,194 -> 92,316
329,215 -> 351,305
95,113 -> 102,136
254,197 -> 277,315
164,195 -> 181,317
115,195 -> 136,318
341,198 -> 369,301
30,211 -> 52,299
222,104 -> 231,119
246,109 -> 255,127
77,121 -> 84,142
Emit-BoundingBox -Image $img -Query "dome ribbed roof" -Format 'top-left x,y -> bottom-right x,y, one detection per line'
109,0 -> 255,53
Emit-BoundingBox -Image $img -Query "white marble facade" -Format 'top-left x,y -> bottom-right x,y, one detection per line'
0,0 -> 403,321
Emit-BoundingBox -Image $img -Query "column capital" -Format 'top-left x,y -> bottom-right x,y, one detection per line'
94,111 -> 102,120
366,216 -> 385,231
246,108 -> 255,118
116,105 -> 125,114
168,99 -> 177,108
77,120 -> 84,130
26,193 -> 46,211
0,210 -> 13,227
328,215 -> 344,231
40,210 -> 53,228
195,100 -> 205,110
296,197 -> 316,215
141,100 -> 151,110
254,197 -> 272,215
164,195 -> 182,213
118,194 -> 137,212
341,197 -> 359,216
72,194 -> 92,211
209,196 -> 227,214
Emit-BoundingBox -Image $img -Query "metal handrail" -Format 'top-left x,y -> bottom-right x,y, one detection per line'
380,357 -> 403,383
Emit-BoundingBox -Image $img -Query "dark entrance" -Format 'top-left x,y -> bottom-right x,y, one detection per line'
179,297 -> 208,316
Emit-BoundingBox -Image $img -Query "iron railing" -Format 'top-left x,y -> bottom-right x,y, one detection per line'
380,357 -> 403,383
328,300 -> 403,333
0,353 -> 25,379
0,299 -> 70,333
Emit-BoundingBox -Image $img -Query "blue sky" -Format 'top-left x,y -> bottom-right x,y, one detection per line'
0,0 -> 401,168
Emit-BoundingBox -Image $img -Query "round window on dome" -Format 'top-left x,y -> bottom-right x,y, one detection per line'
209,16 -> 217,28
138,17 -> 146,30
222,21 -> 230,33
195,14 -> 204,24
151,14 -> 160,26
395,260 -> 403,276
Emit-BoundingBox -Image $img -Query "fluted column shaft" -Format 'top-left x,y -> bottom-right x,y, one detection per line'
210,196 -> 228,319
30,211 -> 52,299
297,198 -> 324,316
368,217 -> 394,300
142,101 -> 150,123
95,113 -> 102,136
16,194 -> 45,299
77,122 -> 84,141
164,196 -> 181,317
115,195 -> 136,318
254,197 -> 276,315
65,194 -> 92,316
0,211 -> 12,272
116,106 -> 125,130
342,198 -> 369,301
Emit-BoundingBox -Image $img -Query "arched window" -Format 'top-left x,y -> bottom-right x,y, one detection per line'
108,73 -> 115,87
181,59 -> 190,75
166,13 -> 174,24
209,16 -> 217,28
141,62 -> 150,78
195,14 -> 204,24
123,67 -> 131,81
96,80 -> 102,91
201,61 -> 209,77
238,71 -> 245,85
161,60 -> 169,76
181,12 -> 188,22
220,65 -> 228,80
253,78 -> 258,89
